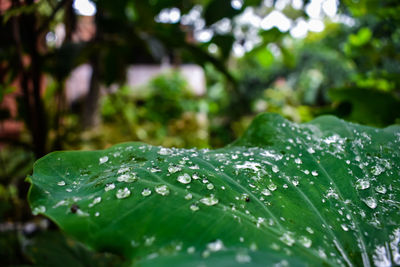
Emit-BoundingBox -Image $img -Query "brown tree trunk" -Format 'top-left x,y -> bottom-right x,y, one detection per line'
82,56 -> 101,128
12,0 -> 48,158
82,9 -> 102,129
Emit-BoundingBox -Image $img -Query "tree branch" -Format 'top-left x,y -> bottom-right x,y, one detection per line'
36,0 -> 72,34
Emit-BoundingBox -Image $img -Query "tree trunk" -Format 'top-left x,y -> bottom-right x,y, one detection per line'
82,56 -> 101,128
12,0 -> 48,158
81,9 -> 102,129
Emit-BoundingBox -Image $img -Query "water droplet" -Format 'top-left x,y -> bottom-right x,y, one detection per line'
99,156 -> 108,164
117,173 -> 137,183
298,236 -> 312,248
341,224 -> 349,231
236,252 -> 251,263
307,147 -> 315,154
200,195 -> 219,206
207,183 -> 214,190
185,193 -> 193,200
95,212 -> 100,217
89,196 -> 101,207
189,165 -> 199,170
346,160 -> 350,164
150,167 -> 161,173
145,236 -> 155,246
207,239 -> 224,251
311,170 -> 318,176
355,179 -> 370,190
371,165 -> 385,176
190,204 -> 199,211
272,165 -> 279,173
57,181 -> 66,186
158,148 -> 172,155
375,186 -> 387,194
155,185 -> 170,196
105,183 -> 115,191
363,197 -> 377,209
32,205 -> 46,215
142,188 -> 152,196
306,227 -> 314,234
235,161 -> 261,172
168,165 -> 181,173
177,173 -> 191,184
76,209 -> 89,217
187,246 -> 195,253
261,188 -> 271,196
280,232 -> 295,246
295,158 -> 302,164
267,183 -> 277,191
116,187 -> 131,199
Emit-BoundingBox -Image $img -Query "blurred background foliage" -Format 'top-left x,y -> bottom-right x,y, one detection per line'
1,0 -> 400,265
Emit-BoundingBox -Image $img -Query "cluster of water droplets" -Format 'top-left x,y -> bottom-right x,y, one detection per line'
31,117 -> 400,266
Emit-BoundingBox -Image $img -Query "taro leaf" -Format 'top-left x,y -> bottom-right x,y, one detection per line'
28,113 -> 400,266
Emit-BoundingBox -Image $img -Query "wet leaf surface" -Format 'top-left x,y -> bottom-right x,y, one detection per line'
28,113 -> 400,266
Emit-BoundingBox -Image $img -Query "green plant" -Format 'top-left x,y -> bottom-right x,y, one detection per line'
27,113 -> 400,266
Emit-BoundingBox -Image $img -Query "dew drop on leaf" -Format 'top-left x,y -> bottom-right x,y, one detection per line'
307,147 -> 315,154
267,183 -> 277,191
105,183 -> 115,191
200,195 -> 219,206
272,165 -> 279,173
155,185 -> 170,196
261,189 -> 271,196
306,227 -> 314,234
355,179 -> 370,190
187,246 -> 195,253
32,205 -> 46,215
168,165 -> 181,174
117,173 -> 137,183
207,239 -> 224,251
363,197 -> 377,209
141,188 -> 151,196
116,188 -> 131,199
235,252 -> 251,263
371,165 -> 385,176
177,173 -> 191,184
88,196 -> 101,207
207,183 -> 214,190
280,232 -> 295,246
99,156 -> 108,164
57,181 -> 66,186
158,148 -> 172,155
298,236 -> 312,248
375,185 -> 387,194
190,204 -> 199,211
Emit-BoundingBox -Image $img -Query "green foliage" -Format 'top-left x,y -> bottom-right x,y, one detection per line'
28,113 -> 400,266
329,88 -> 400,126
100,72 -> 208,148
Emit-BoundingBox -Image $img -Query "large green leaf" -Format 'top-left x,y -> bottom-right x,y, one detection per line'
28,113 -> 400,266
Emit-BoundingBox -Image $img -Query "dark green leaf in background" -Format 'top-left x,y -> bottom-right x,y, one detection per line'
28,113 -> 400,266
